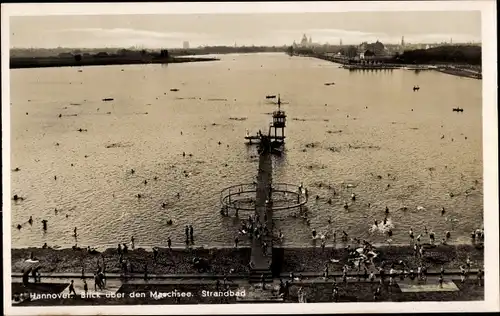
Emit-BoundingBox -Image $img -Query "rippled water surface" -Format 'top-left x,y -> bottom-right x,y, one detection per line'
10,53 -> 483,248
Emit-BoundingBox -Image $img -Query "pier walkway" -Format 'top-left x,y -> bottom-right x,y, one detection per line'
249,151 -> 274,283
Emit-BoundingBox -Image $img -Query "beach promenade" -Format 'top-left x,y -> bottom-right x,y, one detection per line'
11,267 -> 484,305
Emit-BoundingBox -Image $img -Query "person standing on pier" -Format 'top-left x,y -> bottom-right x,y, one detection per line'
83,280 -> 88,296
429,231 -> 435,245
153,247 -> 159,262
466,256 -> 472,272
234,237 -> 239,248
68,280 -> 77,298
460,265 -> 467,283
131,236 -> 135,249
167,237 -> 172,249
477,268 -> 483,286
185,225 -> 189,244
189,225 -> 194,244
262,242 -> 268,256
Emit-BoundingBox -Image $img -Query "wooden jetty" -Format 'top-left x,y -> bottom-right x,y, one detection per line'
249,149 -> 274,283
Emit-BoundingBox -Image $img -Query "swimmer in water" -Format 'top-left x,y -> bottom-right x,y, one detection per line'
441,207 -> 446,216
351,193 -> 356,201
385,206 -> 389,214
28,216 -> 33,225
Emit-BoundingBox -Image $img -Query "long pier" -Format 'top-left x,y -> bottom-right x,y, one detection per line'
248,151 -> 274,283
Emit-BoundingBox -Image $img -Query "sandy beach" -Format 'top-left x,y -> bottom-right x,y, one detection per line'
12,243 -> 483,275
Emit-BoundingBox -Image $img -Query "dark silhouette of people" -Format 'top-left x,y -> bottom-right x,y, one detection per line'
41,220 -> 48,231
83,280 -> 88,296
153,247 -> 159,262
68,280 -> 77,297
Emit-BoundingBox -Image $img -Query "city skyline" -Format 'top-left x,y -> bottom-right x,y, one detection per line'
9,11 -> 481,49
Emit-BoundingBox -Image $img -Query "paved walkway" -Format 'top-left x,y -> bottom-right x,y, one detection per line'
10,268 -> 479,280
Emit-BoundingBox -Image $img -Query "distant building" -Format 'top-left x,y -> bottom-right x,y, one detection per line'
95,52 -> 109,58
339,38 -> 343,46
58,52 -> 73,58
300,34 -> 308,47
183,41 -> 190,49
363,50 -> 376,59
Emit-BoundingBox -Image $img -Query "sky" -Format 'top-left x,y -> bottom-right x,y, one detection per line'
9,11 -> 482,49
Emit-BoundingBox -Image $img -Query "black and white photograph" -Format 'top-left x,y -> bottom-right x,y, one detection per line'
2,1 -> 498,315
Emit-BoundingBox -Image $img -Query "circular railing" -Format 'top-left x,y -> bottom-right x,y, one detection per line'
220,183 -> 308,211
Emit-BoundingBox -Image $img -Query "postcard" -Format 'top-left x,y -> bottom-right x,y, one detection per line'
2,1 -> 498,315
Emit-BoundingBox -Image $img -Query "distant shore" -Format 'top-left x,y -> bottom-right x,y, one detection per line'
10,56 -> 219,69
11,244 -> 483,275
291,50 -> 482,80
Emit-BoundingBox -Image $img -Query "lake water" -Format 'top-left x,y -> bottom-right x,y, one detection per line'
9,53 -> 483,249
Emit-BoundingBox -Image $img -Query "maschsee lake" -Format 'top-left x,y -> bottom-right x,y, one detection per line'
10,53 -> 483,249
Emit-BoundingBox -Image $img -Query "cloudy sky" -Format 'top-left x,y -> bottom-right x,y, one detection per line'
9,11 -> 481,48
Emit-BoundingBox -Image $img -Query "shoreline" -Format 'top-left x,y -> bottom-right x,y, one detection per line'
9,56 -> 219,69
12,243 -> 483,275
292,53 -> 481,80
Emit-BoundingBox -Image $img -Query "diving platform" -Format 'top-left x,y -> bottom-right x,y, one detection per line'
244,95 -> 287,148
